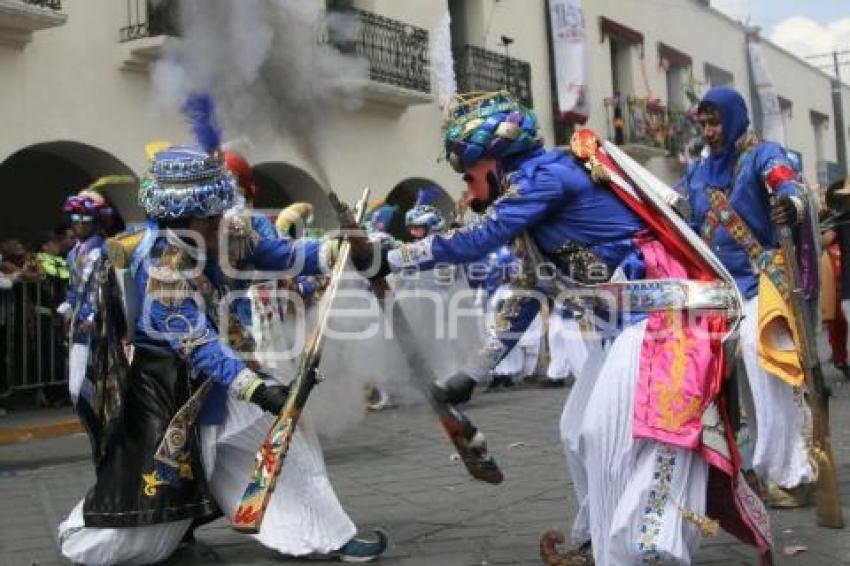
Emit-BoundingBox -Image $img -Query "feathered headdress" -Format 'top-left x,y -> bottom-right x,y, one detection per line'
405,185 -> 446,232
414,185 -> 442,209
430,11 -> 456,110
182,92 -> 222,155
138,92 -> 236,219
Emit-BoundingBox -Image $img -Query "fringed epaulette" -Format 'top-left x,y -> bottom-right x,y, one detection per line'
106,230 -> 145,269
227,211 -> 261,265
146,245 -> 193,305
569,128 -> 610,184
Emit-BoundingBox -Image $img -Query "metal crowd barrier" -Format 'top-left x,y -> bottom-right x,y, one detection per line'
0,278 -> 69,401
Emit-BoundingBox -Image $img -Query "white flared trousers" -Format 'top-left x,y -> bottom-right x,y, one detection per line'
739,296 -> 814,488
547,313 -> 588,381
560,319 -> 708,565
58,399 -> 355,565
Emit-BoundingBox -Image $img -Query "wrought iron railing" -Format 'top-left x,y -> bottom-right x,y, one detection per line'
454,45 -> 533,108
23,0 -> 62,10
120,0 -> 180,43
350,9 -> 430,93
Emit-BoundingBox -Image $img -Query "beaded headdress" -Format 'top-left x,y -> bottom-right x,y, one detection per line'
443,91 -> 540,172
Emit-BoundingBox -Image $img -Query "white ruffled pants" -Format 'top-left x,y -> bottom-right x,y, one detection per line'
492,312 -> 543,381
58,398 -> 355,565
739,296 -> 814,488
560,319 -> 708,565
547,312 -> 588,381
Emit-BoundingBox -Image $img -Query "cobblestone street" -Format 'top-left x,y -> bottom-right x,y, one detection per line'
2,370 -> 850,565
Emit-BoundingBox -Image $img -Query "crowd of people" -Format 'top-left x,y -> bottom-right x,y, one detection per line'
0,229 -> 75,404
0,230 -> 73,286
0,179 -> 135,400
0,83 -> 843,565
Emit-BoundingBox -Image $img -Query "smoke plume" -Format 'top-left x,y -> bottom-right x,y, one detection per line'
152,0 -> 369,189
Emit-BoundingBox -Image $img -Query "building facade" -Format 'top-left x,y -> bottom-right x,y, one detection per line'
0,0 -> 847,242
578,0 -> 850,190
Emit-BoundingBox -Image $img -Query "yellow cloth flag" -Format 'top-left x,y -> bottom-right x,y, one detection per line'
757,273 -> 804,387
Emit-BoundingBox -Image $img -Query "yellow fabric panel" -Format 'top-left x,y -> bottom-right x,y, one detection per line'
757,273 -> 804,387
106,231 -> 144,269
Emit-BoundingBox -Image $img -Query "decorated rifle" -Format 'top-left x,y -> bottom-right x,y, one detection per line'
231,187 -> 371,533
775,197 -> 845,529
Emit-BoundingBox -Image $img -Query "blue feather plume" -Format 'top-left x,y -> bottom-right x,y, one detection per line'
182,92 -> 221,154
415,185 -> 443,207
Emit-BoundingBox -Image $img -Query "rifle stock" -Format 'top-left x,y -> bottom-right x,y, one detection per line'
777,217 -> 844,529
231,188 -> 371,534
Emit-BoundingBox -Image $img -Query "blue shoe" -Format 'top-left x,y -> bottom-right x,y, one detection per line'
334,530 -> 388,562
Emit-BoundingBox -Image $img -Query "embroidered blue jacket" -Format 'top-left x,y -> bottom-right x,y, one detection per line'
63,234 -> 106,345
130,225 -> 328,424
389,148 -> 646,363
682,140 -> 799,299
392,148 -> 645,276
230,212 -> 283,330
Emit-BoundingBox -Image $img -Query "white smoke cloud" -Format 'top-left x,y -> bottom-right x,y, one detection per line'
151,0 -> 370,188
309,271 -> 487,438
769,16 -> 850,77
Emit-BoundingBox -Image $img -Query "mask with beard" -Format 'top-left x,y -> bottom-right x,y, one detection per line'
462,159 -> 503,213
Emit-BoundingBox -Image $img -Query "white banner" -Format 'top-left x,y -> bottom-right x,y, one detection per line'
548,0 -> 589,123
747,39 -> 786,145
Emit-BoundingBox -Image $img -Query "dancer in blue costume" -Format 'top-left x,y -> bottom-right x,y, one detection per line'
396,91 -> 643,409
57,191 -> 110,406
58,137 -> 386,564
378,91 -> 773,565
405,186 -> 447,241
681,86 -> 815,507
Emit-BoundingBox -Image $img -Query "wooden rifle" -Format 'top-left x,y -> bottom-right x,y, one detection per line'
775,197 -> 845,529
231,188 -> 371,533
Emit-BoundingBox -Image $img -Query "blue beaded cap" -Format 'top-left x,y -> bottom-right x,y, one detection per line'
139,145 -> 235,219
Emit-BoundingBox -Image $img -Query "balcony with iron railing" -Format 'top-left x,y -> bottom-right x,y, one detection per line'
0,0 -> 66,49
454,45 -> 533,109
118,0 -> 179,71
117,1 -> 432,108
120,0 -> 179,43
327,9 -> 432,108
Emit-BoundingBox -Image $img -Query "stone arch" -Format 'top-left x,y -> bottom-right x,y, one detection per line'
0,141 -> 139,243
251,162 -> 336,234
384,178 -> 455,241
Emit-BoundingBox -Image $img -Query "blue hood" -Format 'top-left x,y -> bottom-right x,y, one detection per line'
700,87 -> 751,188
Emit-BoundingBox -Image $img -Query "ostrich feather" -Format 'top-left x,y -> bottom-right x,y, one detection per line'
182,92 -> 222,154
430,11 -> 457,109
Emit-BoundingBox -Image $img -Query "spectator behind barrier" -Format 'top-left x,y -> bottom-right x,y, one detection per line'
0,239 -> 40,282
53,226 -> 77,258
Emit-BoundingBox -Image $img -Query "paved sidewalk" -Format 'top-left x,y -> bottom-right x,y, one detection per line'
1,376 -> 849,565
